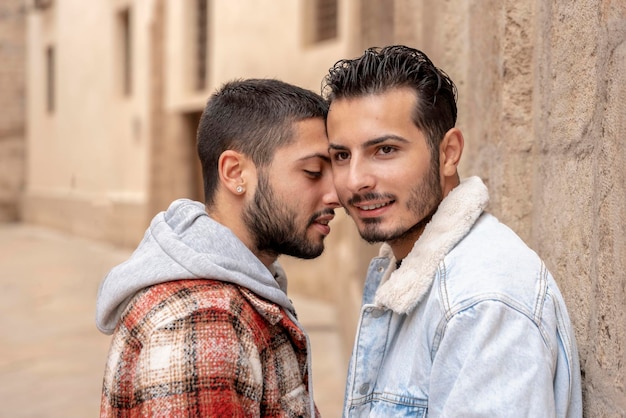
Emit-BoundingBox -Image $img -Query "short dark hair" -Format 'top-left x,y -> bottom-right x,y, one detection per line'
197,78 -> 328,207
322,45 -> 457,157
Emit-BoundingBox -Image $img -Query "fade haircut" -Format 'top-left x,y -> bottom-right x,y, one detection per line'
197,78 -> 328,207
322,45 -> 457,160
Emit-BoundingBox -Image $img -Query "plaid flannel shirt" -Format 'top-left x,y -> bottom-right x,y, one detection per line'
100,279 -> 319,417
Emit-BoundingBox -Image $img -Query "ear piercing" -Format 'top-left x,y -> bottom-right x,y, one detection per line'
236,185 -> 244,194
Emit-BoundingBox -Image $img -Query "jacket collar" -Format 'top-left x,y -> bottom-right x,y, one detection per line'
374,176 -> 489,314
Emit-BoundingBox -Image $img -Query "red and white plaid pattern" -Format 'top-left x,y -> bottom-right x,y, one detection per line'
100,279 -> 319,417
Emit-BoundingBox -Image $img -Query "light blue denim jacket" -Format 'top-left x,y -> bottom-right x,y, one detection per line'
343,177 -> 582,417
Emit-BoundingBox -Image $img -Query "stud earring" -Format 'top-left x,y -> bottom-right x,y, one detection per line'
236,185 -> 244,194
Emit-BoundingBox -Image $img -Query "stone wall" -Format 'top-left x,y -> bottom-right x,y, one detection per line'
531,2 -> 626,415
372,0 -> 626,415
0,0 -> 26,222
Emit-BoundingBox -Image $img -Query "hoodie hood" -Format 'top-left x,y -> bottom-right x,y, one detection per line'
96,199 -> 293,334
374,176 -> 490,314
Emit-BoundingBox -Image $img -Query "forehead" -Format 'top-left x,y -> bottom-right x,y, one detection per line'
274,117 -> 330,162
327,88 -> 418,143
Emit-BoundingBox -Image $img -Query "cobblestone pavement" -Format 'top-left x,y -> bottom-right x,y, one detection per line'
0,224 -> 345,417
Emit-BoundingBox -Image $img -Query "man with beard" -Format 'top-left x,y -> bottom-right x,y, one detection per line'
323,46 -> 582,417
96,79 -> 339,417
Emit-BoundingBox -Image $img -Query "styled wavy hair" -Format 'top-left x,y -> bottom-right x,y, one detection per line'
322,45 -> 458,159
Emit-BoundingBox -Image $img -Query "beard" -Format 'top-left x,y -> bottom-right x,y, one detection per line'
351,159 -> 443,244
242,172 -> 326,260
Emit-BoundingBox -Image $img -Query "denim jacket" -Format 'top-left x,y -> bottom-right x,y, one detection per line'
343,177 -> 582,417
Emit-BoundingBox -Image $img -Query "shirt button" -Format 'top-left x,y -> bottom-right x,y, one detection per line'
377,266 -> 384,273
359,383 -> 370,395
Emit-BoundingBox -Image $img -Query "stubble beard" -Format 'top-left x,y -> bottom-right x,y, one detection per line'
356,161 -> 442,245
242,173 -> 325,260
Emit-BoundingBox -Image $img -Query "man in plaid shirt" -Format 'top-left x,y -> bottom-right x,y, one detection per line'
96,79 -> 340,417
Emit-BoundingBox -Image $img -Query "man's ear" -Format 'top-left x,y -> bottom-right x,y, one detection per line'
218,150 -> 249,195
440,128 -> 464,177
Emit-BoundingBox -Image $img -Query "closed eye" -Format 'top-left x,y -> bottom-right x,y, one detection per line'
304,170 -> 322,178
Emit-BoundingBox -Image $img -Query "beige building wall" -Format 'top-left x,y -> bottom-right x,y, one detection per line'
164,0 -> 361,108
24,0 -> 153,245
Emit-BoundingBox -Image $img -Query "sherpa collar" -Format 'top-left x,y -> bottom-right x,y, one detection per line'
374,176 -> 489,314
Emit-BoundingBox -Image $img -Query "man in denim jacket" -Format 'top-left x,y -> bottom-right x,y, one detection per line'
323,45 -> 582,417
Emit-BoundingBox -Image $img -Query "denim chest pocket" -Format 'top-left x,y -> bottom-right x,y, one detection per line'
347,393 -> 427,417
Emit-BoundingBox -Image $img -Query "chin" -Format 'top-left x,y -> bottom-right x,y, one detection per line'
357,229 -> 386,244
298,247 -> 324,259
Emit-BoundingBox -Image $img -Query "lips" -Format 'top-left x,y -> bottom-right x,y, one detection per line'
309,211 -> 335,235
350,197 -> 395,219
355,201 -> 392,211
314,213 -> 335,225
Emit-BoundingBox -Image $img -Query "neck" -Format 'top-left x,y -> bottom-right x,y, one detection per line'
207,202 -> 277,270
391,174 -> 461,261
254,249 -> 279,269
389,205 -> 437,261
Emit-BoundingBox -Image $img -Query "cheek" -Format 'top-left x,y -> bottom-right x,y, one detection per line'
334,184 -> 353,206
391,156 -> 431,180
330,169 -> 350,193
285,182 -> 323,209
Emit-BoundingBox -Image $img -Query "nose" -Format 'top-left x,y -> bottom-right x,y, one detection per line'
321,169 -> 341,209
345,159 -> 374,193
322,175 -> 341,208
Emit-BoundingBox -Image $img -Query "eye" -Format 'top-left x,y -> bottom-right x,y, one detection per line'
331,150 -> 350,163
304,170 -> 322,178
377,145 -> 396,155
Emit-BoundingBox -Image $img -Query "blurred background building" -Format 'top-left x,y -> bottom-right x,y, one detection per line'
1,0 -> 625,416
0,0 -> 26,222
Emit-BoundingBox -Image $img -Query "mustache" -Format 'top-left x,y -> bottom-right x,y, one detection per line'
347,192 -> 396,206
308,208 -> 336,225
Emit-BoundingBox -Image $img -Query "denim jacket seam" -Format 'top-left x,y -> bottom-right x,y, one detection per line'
350,391 -> 428,407
432,294 -> 553,358
434,257 -> 558,358
550,288 -> 576,394
438,262 -> 451,313
346,278 -> 393,410
345,306 -> 368,412
432,263 -> 449,359
532,262 -> 549,322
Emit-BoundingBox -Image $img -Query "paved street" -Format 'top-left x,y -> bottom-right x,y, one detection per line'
0,224 -> 345,417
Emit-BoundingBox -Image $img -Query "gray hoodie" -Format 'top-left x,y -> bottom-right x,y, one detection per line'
95,198 -> 295,335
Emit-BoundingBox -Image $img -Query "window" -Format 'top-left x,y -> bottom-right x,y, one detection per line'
313,0 -> 338,43
117,8 -> 132,96
46,46 -> 54,113
194,0 -> 209,91
33,0 -> 54,10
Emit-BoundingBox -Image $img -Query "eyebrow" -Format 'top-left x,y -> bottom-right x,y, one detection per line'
297,152 -> 331,163
329,134 -> 410,151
